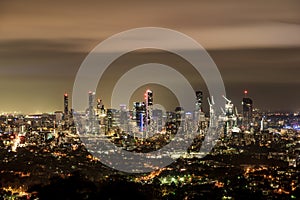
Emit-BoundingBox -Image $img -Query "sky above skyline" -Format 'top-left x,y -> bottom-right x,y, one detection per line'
0,0 -> 300,113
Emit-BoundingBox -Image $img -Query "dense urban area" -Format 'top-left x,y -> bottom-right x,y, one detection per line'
0,91 -> 299,199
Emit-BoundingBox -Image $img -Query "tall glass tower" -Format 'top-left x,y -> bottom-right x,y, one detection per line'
64,93 -> 69,116
242,90 -> 253,129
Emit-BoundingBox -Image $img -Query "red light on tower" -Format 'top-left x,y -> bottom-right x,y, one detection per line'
244,90 -> 248,97
64,93 -> 68,97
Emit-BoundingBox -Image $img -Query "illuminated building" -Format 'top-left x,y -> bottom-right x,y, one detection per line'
195,91 -> 203,111
194,91 -> 206,132
106,109 -> 120,132
64,93 -> 69,117
119,104 -> 129,132
175,106 -> 184,127
242,90 -> 253,130
88,91 -> 95,111
54,111 -> 63,122
95,99 -> 106,133
87,91 -> 96,134
152,109 -> 163,132
184,112 -> 193,132
145,89 -> 153,125
133,102 -> 146,132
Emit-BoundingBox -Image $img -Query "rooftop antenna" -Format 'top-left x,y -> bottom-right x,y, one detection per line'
244,90 -> 248,98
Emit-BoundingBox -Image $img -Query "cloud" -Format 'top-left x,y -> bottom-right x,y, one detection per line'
0,38 -> 94,77
1,0 -> 299,49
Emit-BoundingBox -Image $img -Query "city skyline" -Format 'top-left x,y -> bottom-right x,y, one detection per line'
0,1 -> 300,112
0,90 -> 249,115
0,82 -> 299,199
0,89 -> 294,116
1,1 -> 300,199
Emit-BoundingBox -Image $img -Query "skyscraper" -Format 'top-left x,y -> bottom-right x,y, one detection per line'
87,91 -> 96,134
194,91 -> 206,132
64,93 -> 68,116
106,108 -> 119,132
242,90 -> 253,129
152,109 -> 163,132
195,91 -> 203,111
175,106 -> 184,127
88,91 -> 95,111
145,89 -> 153,107
133,102 -> 146,132
145,89 -> 153,125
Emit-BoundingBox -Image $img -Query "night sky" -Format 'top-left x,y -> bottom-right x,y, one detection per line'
0,0 -> 299,113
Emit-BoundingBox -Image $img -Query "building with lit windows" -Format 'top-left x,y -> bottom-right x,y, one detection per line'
242,90 -> 253,130
63,93 -> 69,117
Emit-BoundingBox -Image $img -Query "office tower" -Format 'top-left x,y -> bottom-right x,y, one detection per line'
64,93 -> 69,116
144,89 -> 153,125
195,91 -> 203,111
106,109 -> 113,132
194,91 -> 206,132
242,90 -> 253,129
185,112 -> 193,133
119,104 -> 129,132
132,102 -> 138,120
175,106 -> 184,127
133,102 -> 146,132
87,91 -> 96,134
106,108 -> 120,132
145,89 -> 153,106
152,109 -> 163,132
166,111 -> 176,123
55,111 -> 63,122
88,91 -> 95,111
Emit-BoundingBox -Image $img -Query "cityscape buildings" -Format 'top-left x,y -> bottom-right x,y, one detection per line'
1,1 -> 299,199
0,89 -> 299,199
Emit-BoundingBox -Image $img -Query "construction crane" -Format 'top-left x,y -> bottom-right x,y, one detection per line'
207,96 -> 215,115
207,96 -> 215,106
222,95 -> 231,104
220,107 -> 226,115
222,95 -> 233,116
235,107 -> 239,116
